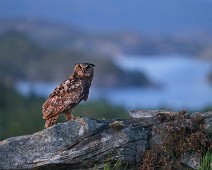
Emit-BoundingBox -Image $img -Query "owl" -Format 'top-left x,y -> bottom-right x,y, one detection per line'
42,63 -> 95,128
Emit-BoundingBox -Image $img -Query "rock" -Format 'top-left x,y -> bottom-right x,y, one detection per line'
0,117 -> 151,169
0,110 -> 211,169
128,110 -> 175,127
181,152 -> 201,169
128,110 -> 174,118
203,112 -> 212,140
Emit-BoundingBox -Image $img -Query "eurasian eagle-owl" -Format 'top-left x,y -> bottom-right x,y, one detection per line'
42,63 -> 95,128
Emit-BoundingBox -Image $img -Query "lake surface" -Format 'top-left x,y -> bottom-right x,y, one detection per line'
16,56 -> 212,110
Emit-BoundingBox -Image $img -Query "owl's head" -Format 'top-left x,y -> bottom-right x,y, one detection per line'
73,63 -> 95,80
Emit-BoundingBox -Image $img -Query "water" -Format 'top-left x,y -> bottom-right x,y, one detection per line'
16,56 -> 212,110
113,56 -> 212,110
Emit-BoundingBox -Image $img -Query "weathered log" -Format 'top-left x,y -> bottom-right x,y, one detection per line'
0,110 -> 211,169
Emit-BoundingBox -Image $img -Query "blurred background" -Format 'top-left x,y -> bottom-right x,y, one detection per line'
0,0 -> 212,140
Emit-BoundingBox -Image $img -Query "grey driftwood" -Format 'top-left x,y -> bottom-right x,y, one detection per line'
0,110 -> 211,169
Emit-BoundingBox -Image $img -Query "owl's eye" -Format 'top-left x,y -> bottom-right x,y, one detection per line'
78,65 -> 83,70
85,65 -> 90,70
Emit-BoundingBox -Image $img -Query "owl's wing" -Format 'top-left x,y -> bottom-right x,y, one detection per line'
42,79 -> 90,119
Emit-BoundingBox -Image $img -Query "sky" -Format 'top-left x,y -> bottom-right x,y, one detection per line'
0,0 -> 212,35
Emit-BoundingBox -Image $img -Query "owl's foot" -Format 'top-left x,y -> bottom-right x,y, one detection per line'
45,115 -> 59,128
65,112 -> 75,121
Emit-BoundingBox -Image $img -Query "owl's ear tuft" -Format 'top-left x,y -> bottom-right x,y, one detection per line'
89,63 -> 95,67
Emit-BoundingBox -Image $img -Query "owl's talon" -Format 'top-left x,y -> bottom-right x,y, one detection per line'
68,117 -> 75,121
65,112 -> 75,121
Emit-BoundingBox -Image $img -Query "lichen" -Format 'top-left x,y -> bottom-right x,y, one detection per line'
109,121 -> 124,130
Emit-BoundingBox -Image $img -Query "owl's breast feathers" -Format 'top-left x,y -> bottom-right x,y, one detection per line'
42,77 -> 91,120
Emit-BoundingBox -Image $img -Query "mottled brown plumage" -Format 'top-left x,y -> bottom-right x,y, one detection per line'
42,63 -> 95,128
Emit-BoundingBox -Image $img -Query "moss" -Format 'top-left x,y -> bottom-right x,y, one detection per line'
92,153 -> 128,170
140,111 -> 212,170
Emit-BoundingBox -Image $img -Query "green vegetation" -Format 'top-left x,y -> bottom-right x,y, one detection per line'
0,81 -> 45,140
74,101 -> 129,119
199,151 -> 212,170
92,154 -> 128,170
102,158 -> 127,170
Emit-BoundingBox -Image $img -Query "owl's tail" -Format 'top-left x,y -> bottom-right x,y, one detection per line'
44,115 -> 59,128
